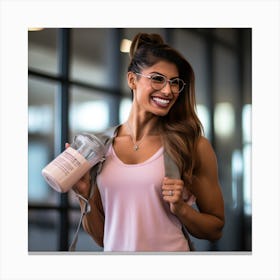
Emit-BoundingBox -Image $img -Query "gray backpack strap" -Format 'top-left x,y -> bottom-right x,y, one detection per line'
164,151 -> 180,178
87,125 -> 120,200
163,151 -> 195,251
69,125 -> 119,251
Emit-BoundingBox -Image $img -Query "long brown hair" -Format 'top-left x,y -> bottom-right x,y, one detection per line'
128,32 -> 203,185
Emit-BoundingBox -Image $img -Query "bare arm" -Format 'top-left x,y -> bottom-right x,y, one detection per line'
65,143 -> 104,247
80,186 -> 105,247
72,176 -> 105,247
162,136 -> 225,241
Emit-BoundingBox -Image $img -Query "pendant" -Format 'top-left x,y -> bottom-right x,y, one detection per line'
133,145 -> 139,151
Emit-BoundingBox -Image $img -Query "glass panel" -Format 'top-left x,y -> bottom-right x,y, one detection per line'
28,141 -> 50,201
29,105 -> 53,134
242,104 -> 252,216
214,28 -> 238,46
213,45 -> 239,104
214,102 -> 235,139
119,97 -> 132,124
242,104 -> 252,144
28,210 -> 59,251
213,44 -> 239,142
120,50 -> 131,97
173,29 -> 207,105
28,28 -> 58,75
231,149 -> 243,209
242,29 -> 252,105
212,41 -> 249,251
69,85 -> 112,137
70,28 -> 111,87
243,144 -> 252,216
28,77 -> 59,205
196,104 -> 210,139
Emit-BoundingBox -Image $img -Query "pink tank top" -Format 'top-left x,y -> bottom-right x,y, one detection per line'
97,144 -> 191,252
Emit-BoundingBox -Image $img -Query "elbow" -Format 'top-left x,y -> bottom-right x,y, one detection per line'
209,219 -> 225,241
192,221 -> 224,241
209,230 -> 223,242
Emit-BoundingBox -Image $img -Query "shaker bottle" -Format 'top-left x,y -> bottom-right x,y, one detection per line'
42,133 -> 105,193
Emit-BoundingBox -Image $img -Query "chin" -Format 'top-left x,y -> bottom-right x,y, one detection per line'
150,104 -> 174,117
151,108 -> 171,117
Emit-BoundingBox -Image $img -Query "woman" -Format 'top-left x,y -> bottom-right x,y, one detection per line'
72,32 -> 224,252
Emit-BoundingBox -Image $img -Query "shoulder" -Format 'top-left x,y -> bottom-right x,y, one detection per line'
196,136 -> 215,156
94,125 -> 121,144
99,125 -> 121,138
195,136 -> 218,173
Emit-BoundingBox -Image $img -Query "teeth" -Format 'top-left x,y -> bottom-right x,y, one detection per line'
152,97 -> 170,105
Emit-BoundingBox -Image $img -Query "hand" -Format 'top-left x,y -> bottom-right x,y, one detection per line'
65,143 -> 91,199
162,177 -> 185,215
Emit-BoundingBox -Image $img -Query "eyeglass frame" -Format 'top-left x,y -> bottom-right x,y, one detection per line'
134,72 -> 187,94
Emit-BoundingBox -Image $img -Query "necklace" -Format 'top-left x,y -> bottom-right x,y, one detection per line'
126,122 -> 144,151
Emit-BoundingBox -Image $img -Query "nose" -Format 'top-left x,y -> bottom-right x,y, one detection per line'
160,81 -> 172,96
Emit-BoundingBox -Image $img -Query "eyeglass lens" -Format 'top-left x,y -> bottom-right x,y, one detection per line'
150,74 -> 184,94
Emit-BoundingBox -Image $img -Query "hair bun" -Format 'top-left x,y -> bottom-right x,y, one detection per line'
129,33 -> 164,60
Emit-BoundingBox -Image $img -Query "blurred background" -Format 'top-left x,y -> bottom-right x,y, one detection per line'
28,28 -> 251,252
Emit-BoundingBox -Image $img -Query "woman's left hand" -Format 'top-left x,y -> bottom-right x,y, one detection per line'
162,177 -> 185,215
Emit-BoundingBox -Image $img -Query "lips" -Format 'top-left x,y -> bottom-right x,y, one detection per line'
151,96 -> 171,108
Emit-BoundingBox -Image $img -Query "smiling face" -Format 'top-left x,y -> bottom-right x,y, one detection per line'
128,60 -> 180,117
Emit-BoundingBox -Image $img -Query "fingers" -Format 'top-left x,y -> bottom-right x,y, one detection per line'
162,177 -> 183,186
65,142 -> 70,149
162,190 -> 181,203
162,177 -> 184,203
73,171 -> 92,199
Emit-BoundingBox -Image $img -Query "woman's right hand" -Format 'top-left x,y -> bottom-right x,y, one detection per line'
65,143 -> 92,199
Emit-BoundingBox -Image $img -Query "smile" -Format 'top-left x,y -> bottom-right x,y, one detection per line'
152,97 -> 171,107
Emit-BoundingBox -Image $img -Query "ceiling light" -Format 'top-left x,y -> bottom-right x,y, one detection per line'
28,28 -> 44,31
120,39 -> 132,53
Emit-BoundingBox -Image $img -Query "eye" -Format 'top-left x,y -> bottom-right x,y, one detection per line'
170,78 -> 180,86
151,74 -> 165,84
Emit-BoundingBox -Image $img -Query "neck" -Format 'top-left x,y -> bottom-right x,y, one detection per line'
126,113 -> 160,141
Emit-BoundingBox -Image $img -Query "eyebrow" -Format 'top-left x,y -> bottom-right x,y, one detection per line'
149,71 -> 180,80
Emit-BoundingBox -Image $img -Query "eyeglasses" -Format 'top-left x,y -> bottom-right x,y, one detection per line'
135,72 -> 186,94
